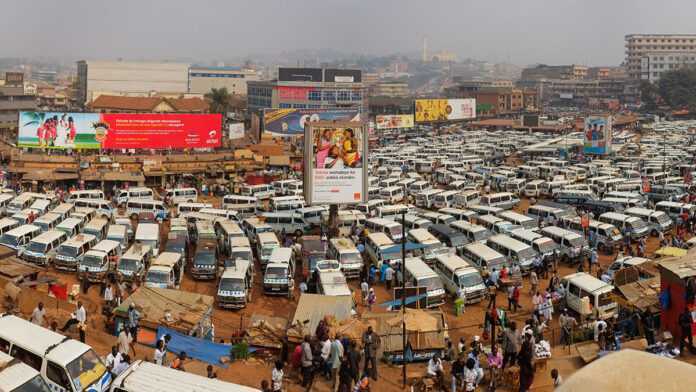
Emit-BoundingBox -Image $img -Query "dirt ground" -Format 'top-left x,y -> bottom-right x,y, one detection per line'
0,194 -> 683,392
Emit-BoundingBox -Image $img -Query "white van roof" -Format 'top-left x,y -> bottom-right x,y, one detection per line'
135,223 -> 160,241
269,247 -> 293,263
258,232 -> 279,244
0,315 -> 89,367
221,260 -> 252,279
488,234 -> 531,252
435,254 -> 476,274
123,243 -> 152,259
366,232 -> 394,247
112,360 -> 261,392
563,272 -> 614,294
6,224 -> 39,237
404,256 -> 438,278
408,228 -> 440,245
31,229 -> 66,244
330,238 -> 358,252
318,270 -> 351,296
0,359 -> 41,391
152,252 -> 182,268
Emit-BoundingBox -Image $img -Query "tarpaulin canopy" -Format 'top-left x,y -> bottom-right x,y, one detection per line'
155,326 -> 255,368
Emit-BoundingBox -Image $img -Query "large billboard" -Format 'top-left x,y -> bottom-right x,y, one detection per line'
414,98 -> 476,122
583,116 -> 612,155
304,121 -> 367,205
263,109 -> 360,137
18,112 -> 221,149
375,114 -> 414,130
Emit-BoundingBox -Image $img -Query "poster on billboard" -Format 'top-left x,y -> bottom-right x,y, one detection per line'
304,121 -> 367,205
18,112 -> 221,149
264,109 -> 360,137
228,123 -> 245,139
414,98 -> 476,122
375,114 -> 414,130
583,116 -> 612,155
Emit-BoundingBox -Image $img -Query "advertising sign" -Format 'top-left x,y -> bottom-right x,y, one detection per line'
375,114 -> 414,130
228,123 -> 245,139
522,114 -> 540,127
18,112 -> 221,149
583,116 -> 612,155
414,98 -> 476,122
277,86 -> 311,100
263,109 -> 360,137
304,121 -> 367,205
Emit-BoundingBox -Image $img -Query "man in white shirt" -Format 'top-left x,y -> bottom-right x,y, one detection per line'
320,338 -> 332,378
360,280 -> 369,306
111,354 -> 130,376
427,352 -> 444,387
104,284 -> 114,307
384,264 -> 395,290
30,302 -> 46,326
105,346 -> 122,371
117,327 -> 133,357
60,301 -> 86,342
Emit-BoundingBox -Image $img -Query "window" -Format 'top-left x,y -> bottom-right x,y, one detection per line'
308,90 -> 321,101
10,345 -> 42,371
352,90 -> 362,101
322,90 -> 336,101
568,283 -> 581,297
279,103 -> 291,109
0,337 -> 8,353
47,361 -> 72,390
337,90 -> 351,101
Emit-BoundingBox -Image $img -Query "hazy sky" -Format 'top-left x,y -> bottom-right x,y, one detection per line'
2,0 -> 694,66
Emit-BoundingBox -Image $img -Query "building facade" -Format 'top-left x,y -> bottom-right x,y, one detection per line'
371,81 -> 409,98
88,95 -> 208,113
446,86 -> 538,116
188,66 -> 261,96
625,34 -> 696,81
517,78 -> 628,107
520,64 -> 588,81
0,74 -> 37,137
76,60 -> 190,106
247,67 -> 365,113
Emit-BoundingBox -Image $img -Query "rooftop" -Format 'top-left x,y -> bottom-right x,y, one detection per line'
89,95 -> 209,112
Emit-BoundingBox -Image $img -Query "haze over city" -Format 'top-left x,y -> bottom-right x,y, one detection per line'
2,0 -> 694,65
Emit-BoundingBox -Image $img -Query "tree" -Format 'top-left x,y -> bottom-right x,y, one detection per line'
658,68 -> 696,109
204,87 -> 232,114
639,80 -> 658,111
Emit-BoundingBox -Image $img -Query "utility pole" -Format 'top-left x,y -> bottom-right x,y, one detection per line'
401,210 -> 407,387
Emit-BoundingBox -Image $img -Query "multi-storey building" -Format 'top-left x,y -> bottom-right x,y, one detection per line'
188,66 -> 261,96
520,64 -> 588,81
625,34 -> 696,82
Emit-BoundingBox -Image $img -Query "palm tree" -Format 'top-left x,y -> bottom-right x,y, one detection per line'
205,87 -> 232,114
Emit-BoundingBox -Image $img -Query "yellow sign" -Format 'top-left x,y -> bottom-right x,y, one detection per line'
415,98 -> 476,122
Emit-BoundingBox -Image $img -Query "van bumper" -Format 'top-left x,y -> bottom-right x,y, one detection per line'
217,297 -> 247,309
54,259 -> 78,271
21,253 -> 49,266
264,284 -> 289,295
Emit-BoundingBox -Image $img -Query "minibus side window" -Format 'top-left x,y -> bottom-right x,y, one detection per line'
568,283 -> 580,297
47,361 -> 72,390
0,337 -> 8,353
11,345 -> 42,371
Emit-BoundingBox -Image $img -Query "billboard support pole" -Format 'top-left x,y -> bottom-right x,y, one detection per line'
401,210 -> 407,388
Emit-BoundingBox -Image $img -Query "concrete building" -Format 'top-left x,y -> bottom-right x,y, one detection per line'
517,78 -> 628,107
188,66 -> 261,96
0,73 -> 37,137
371,81 -> 409,98
247,67 -> 365,113
587,66 -> 626,80
625,34 -> 696,81
520,64 -> 588,81
76,60 -> 189,106
446,86 -> 538,117
88,95 -> 208,113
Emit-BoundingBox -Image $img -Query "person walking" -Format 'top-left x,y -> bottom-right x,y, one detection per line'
60,301 -> 86,342
300,335 -> 313,387
529,270 -> 538,296
271,360 -> 284,392
338,353 -> 354,392
679,307 -> 694,355
330,335 -> 344,392
362,326 -> 380,380
347,340 -> 361,385
502,322 -> 519,368
153,340 -> 166,365
360,280 -> 369,306
367,288 -> 376,311
127,303 -> 141,348
518,334 -> 535,392
384,263 -> 394,291
103,284 -> 114,308
117,326 -> 133,357
30,302 -> 46,327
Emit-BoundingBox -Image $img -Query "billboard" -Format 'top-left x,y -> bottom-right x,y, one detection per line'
277,86 -> 311,100
228,123 -> 245,139
263,109 -> 360,137
18,112 -> 221,150
304,121 -> 367,205
583,116 -> 612,155
375,114 -> 414,130
522,114 -> 540,127
414,98 -> 476,122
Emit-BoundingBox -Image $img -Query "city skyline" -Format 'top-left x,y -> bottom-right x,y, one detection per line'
3,0 -> 695,66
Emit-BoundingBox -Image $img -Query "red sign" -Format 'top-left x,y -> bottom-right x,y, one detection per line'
100,113 -> 222,149
277,86 -> 311,100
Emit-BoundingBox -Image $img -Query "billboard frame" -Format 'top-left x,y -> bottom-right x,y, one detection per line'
303,120 -> 368,205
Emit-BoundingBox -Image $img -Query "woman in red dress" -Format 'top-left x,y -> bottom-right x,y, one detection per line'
68,117 -> 76,144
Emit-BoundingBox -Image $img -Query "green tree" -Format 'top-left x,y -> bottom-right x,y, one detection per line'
658,68 -> 696,109
205,87 -> 232,114
639,80 -> 658,111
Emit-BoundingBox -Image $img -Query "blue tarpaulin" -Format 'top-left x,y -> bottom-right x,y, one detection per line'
156,326 -> 257,368
379,294 -> 427,308
382,242 -> 428,254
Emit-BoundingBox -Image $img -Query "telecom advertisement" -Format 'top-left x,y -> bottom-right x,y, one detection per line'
18,112 -> 222,149
304,121 -> 367,205
414,98 -> 476,122
375,114 -> 414,130
263,109 -> 360,137
583,116 -> 612,155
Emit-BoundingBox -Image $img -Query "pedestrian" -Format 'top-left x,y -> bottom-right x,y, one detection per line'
112,354 -> 130,376
502,322 -> 519,368
559,309 -> 577,347
512,284 -> 521,313
507,284 -> 515,311
487,344 -> 503,389
30,302 -> 46,327
104,283 -> 114,307
338,353 -> 354,392
105,346 -> 122,372
300,335 -> 313,387
330,335 -> 344,392
117,326 -> 133,357
348,340 -> 361,384
60,301 -> 86,343
679,307 -> 694,355
360,280 -> 369,306
362,326 -> 380,380
207,365 -> 217,379
384,263 -> 394,291
450,354 -> 465,392
271,360 -> 284,392
551,368 -> 563,387
128,303 -> 141,346
529,270 -> 538,296
367,288 -> 376,311
170,352 -> 187,371
518,334 -> 535,392
153,339 -> 166,365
